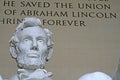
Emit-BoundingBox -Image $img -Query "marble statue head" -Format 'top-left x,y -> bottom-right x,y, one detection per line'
9,17 -> 54,70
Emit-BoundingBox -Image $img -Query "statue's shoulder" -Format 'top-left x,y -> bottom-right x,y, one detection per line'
8,74 -> 19,80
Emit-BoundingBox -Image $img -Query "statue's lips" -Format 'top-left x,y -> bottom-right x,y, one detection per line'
27,53 -> 39,58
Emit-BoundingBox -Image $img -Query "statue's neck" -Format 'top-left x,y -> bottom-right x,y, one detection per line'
18,68 -> 43,74
18,68 -> 47,80
23,68 -> 36,73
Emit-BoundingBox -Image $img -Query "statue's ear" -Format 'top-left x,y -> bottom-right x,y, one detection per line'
9,37 -> 18,58
9,43 -> 17,58
46,46 -> 53,61
46,38 -> 54,61
44,28 -> 54,61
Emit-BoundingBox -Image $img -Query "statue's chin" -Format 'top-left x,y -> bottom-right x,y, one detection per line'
23,64 -> 42,69
17,58 -> 45,69
18,62 -> 45,70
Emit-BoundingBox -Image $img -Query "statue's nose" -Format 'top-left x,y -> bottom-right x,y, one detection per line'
31,39 -> 38,51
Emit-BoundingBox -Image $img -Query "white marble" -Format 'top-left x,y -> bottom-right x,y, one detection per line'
78,72 -> 112,80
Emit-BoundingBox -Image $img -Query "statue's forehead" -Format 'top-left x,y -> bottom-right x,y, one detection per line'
16,26 -> 47,38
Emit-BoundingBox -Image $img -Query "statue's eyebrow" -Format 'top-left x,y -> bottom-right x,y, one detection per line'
21,35 -> 32,40
37,36 -> 47,40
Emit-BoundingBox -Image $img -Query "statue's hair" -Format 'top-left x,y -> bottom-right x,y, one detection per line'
9,17 -> 54,60
16,17 -> 42,32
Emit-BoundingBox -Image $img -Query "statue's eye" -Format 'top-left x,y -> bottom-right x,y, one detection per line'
24,39 -> 29,42
23,38 -> 31,42
23,36 -> 32,42
38,39 -> 43,42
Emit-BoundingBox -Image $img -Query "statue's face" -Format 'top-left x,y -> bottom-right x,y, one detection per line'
16,26 -> 48,69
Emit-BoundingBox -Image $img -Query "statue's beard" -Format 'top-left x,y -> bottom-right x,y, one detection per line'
16,52 -> 47,70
